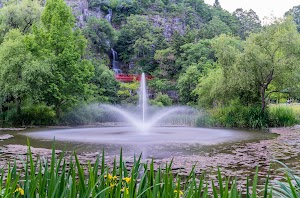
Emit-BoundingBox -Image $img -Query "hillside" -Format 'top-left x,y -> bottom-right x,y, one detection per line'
0,0 -> 300,127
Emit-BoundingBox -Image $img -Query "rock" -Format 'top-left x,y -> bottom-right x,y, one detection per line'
0,134 -> 14,141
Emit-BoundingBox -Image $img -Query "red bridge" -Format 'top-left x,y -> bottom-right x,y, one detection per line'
115,74 -> 154,82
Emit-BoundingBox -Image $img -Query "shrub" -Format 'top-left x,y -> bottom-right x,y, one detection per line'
4,103 -> 56,126
149,92 -> 172,107
203,101 -> 269,129
269,106 -> 298,127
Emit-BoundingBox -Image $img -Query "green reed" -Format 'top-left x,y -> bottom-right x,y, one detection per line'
1,141 -> 296,198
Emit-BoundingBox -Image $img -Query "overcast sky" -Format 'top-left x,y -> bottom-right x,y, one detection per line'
204,0 -> 300,23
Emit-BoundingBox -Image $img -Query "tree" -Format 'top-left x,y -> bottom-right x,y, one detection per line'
233,8 -> 261,39
285,5 -> 300,32
83,17 -> 117,54
236,18 -> 300,112
177,64 -> 201,104
176,39 -> 215,71
33,0 -> 94,118
116,15 -> 160,72
213,0 -> 221,8
210,19 -> 300,112
90,60 -> 119,103
0,29 -> 50,121
0,0 -> 42,43
200,16 -> 232,39
154,48 -> 176,78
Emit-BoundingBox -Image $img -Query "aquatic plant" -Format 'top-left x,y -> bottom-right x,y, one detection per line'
0,141 -> 293,198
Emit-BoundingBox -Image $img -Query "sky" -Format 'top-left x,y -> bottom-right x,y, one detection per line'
204,0 -> 300,24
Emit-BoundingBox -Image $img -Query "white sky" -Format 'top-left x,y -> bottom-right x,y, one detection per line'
204,0 -> 300,24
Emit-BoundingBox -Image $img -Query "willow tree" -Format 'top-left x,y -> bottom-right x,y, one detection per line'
237,18 -> 300,112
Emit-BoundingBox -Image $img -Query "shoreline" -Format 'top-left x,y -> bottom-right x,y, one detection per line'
1,126 -> 300,188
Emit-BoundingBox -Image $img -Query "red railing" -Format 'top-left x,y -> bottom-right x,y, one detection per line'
115,74 -> 154,82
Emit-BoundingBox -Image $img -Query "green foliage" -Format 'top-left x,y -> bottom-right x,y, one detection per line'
206,101 -> 269,129
200,16 -> 232,39
269,106 -> 298,127
117,81 -> 139,104
116,15 -> 165,72
195,66 -> 226,107
150,92 -> 172,106
33,0 -> 94,117
233,8 -> 262,39
90,61 -> 120,103
0,0 -> 42,43
0,142 -> 275,198
20,103 -> 56,125
154,48 -> 176,78
272,161 -> 300,198
83,17 -> 117,54
177,65 -> 201,104
285,5 -> 300,32
176,39 -> 215,71
0,29 -> 50,124
148,78 -> 176,93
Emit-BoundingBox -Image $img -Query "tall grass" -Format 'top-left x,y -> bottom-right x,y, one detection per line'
198,104 -> 269,129
0,141 -> 272,198
269,105 -> 298,127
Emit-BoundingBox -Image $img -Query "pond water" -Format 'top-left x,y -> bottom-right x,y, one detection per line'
0,126 -> 276,158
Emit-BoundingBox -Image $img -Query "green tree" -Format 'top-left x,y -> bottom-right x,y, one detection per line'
154,48 -> 176,78
233,8 -> 261,39
90,60 -> 119,103
33,0 -> 94,118
83,17 -> 117,55
177,64 -> 201,104
116,15 -> 160,72
236,18 -> 300,112
0,29 -> 50,121
200,16 -> 232,39
0,0 -> 42,43
285,5 -> 300,32
176,40 -> 215,71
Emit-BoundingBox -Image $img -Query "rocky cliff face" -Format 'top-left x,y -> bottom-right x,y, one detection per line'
65,0 -> 104,28
149,15 -> 185,39
66,0 -> 189,40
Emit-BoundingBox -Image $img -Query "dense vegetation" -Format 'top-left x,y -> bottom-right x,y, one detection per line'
0,0 -> 300,127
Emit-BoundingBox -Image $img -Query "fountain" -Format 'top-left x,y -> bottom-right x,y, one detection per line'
102,73 -> 186,134
20,74 -> 274,157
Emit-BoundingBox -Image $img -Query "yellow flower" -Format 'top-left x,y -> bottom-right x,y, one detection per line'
174,189 -> 183,196
121,187 -> 129,194
14,187 -> 24,195
123,177 -> 131,183
105,174 -> 117,181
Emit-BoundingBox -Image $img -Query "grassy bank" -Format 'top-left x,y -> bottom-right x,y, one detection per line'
1,142 -> 300,197
196,103 -> 300,129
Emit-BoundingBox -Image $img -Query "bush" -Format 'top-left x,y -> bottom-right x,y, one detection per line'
4,103 -> 56,126
269,106 -> 298,127
203,101 -> 269,129
149,92 -> 172,107
20,103 -> 56,125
